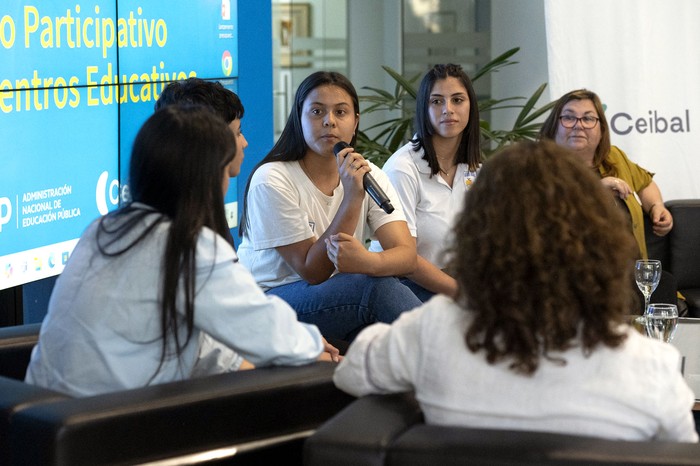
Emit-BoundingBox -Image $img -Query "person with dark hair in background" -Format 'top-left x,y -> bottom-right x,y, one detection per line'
156,77 -> 244,123
369,64 -> 482,301
238,71 -> 421,343
155,77 -> 248,179
154,77 -> 254,368
26,106 -> 336,397
334,140 -> 698,442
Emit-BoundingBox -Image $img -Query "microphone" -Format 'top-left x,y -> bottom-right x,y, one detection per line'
333,141 -> 394,214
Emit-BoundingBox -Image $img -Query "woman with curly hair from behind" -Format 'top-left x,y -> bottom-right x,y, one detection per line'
334,140 -> 698,442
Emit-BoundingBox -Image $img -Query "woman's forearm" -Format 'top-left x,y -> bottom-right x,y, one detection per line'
405,255 -> 458,298
638,180 -> 664,213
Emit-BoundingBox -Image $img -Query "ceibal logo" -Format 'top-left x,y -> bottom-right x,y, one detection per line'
0,197 -> 11,232
221,50 -> 233,77
95,171 -> 120,215
610,109 -> 691,136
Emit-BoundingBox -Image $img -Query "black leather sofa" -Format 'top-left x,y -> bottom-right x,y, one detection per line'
646,199 -> 700,317
0,322 -> 41,380
304,393 -> 700,466
0,323 -> 67,465
0,323 -> 354,465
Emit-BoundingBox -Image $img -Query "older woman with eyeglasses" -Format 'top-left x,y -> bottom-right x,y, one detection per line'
539,89 -> 673,260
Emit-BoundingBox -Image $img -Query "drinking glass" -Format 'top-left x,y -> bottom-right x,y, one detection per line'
644,303 -> 679,343
634,259 -> 661,314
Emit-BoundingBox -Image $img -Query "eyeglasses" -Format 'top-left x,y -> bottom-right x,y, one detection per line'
558,115 -> 599,129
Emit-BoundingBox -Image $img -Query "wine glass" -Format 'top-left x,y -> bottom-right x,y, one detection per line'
644,303 -> 679,343
634,259 -> 661,314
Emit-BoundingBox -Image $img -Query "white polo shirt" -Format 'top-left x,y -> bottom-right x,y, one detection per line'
369,142 -> 478,269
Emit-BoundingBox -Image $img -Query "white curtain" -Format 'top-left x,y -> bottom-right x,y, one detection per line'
544,0 -> 700,200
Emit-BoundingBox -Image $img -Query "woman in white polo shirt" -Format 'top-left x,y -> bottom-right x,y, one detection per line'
370,64 -> 482,301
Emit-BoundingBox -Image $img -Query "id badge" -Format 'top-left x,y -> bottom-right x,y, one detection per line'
464,169 -> 478,190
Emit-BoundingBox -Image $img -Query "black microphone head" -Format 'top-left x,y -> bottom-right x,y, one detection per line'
333,141 -> 350,156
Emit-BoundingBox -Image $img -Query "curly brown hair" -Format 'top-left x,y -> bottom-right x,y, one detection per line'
448,140 -> 638,375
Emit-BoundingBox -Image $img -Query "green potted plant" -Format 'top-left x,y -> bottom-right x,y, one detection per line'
355,47 -> 556,166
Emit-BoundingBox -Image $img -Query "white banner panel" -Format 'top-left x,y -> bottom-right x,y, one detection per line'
544,0 -> 700,200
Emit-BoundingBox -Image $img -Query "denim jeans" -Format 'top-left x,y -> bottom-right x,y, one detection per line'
400,278 -> 436,303
266,273 -> 422,341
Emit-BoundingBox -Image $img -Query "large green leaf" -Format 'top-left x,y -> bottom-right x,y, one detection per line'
380,66 -> 420,99
513,83 -> 549,128
471,47 -> 520,82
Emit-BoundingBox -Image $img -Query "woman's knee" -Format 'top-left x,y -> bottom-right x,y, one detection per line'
367,276 -> 422,319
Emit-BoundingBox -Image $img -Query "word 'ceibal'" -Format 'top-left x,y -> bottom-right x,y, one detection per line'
610,110 -> 691,135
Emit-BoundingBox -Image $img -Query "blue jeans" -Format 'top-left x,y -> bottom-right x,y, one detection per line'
400,278 -> 435,303
266,273 -> 422,341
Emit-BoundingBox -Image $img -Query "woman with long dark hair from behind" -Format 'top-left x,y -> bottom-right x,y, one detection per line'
26,106 -> 333,397
238,71 -> 421,343
335,140 -> 698,442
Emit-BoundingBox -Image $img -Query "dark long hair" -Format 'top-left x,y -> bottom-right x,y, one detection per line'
449,140 -> 637,375
97,105 -> 236,376
538,89 -> 615,175
412,64 -> 482,174
239,71 -> 360,237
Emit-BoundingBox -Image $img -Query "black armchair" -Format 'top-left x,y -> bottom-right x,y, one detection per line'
305,393 -> 700,466
646,199 -> 700,317
667,200 -> 700,316
0,324 -> 354,465
0,322 -> 41,381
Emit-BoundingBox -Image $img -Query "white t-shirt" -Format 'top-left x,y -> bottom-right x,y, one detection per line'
26,208 -> 323,397
369,142 -> 478,269
334,294 -> 699,443
238,161 -> 406,290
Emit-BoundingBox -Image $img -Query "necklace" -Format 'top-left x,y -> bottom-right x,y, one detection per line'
299,158 -> 339,195
436,152 -> 457,174
439,164 -> 457,175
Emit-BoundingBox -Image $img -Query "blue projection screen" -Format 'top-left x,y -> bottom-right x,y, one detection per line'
0,0 -> 239,290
